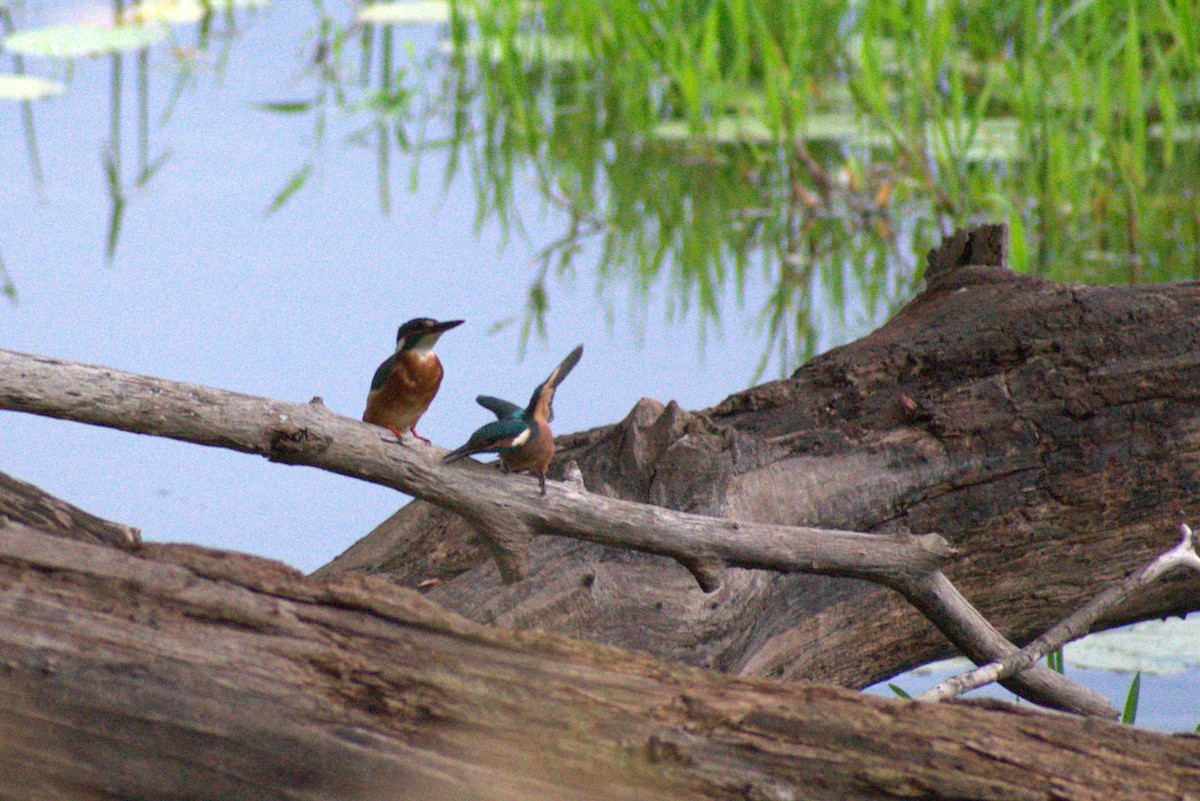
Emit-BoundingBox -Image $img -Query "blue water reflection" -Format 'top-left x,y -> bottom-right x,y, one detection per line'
0,3 -> 807,572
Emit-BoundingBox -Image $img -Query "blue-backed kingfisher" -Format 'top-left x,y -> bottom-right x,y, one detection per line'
363,317 -> 463,443
443,345 -> 583,494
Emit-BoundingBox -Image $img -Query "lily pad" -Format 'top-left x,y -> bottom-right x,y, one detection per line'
357,1 -> 452,25
1067,617 -> 1200,675
441,32 -> 588,64
127,0 -> 273,25
653,112 -> 863,146
652,113 -> 1021,163
0,73 -> 65,100
1150,121 -> 1200,142
3,22 -> 168,59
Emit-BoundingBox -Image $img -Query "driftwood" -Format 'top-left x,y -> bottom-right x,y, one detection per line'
0,496 -> 1198,800
0,233 -> 1122,717
1,225 -> 1200,796
321,225 -> 1200,693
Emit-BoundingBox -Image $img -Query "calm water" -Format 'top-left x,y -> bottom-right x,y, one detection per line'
1,2 -> 795,573
1,1 -> 1196,731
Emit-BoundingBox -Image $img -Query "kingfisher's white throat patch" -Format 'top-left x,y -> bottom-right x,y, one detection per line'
399,334 -> 442,354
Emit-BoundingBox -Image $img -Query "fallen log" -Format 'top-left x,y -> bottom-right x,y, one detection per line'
320,224 -> 1200,691
0,502 -> 1196,800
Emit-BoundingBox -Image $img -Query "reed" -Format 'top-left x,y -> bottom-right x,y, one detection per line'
438,0 -> 1200,374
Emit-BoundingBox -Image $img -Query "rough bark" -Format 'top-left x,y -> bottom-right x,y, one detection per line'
0,320 -> 1120,714
318,224 -> 1200,690
0,487 -> 1197,801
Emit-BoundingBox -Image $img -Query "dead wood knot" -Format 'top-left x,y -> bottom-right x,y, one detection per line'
924,223 -> 1010,289
267,421 -> 333,462
644,732 -> 695,766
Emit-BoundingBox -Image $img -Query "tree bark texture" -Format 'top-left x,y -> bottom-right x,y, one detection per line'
318,225 -> 1200,689
0,495 -> 1197,801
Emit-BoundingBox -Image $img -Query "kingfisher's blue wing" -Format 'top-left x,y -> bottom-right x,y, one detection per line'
476,395 -> 524,421
368,352 -> 398,392
443,418 -> 531,462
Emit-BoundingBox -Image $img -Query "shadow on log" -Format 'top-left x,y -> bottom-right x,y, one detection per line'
319,224 -> 1200,688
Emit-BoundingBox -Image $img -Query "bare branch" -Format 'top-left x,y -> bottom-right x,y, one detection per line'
921,523 -> 1200,702
0,349 -> 950,585
0,348 -> 1118,717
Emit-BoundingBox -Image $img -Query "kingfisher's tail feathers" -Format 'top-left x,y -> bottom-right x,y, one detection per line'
442,443 -> 479,463
476,395 -> 524,420
443,419 -> 531,463
527,344 -> 584,421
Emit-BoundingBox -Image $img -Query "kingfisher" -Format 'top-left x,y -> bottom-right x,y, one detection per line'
444,344 -> 583,494
363,317 -> 463,443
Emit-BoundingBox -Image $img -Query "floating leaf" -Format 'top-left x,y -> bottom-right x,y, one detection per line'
651,113 -> 1020,163
127,0 -> 271,25
357,1 -> 451,25
4,23 -> 168,59
1067,617 -> 1200,675
1150,122 -> 1200,142
0,73 -> 65,100
439,33 -> 588,64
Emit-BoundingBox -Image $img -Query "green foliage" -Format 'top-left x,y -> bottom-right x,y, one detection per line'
1121,671 -> 1141,725
433,0 -> 1200,374
255,5 -> 421,216
6,0 -> 1194,370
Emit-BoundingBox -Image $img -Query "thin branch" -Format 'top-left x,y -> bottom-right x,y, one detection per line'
920,523 -> 1200,702
0,349 -> 949,584
0,348 -> 1117,717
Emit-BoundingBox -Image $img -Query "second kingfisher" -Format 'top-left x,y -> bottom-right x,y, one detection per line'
363,317 -> 463,443
443,345 -> 583,494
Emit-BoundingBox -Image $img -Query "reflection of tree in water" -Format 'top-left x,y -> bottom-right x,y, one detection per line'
3,0 -> 1197,370
1,0 -> 265,262
431,0 -> 1200,375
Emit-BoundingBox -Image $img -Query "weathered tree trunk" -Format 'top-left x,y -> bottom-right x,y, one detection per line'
3,224 -> 1200,797
0,492 -> 1197,801
318,225 -> 1200,690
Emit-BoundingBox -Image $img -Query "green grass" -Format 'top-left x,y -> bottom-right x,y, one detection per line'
431,0 -> 1200,374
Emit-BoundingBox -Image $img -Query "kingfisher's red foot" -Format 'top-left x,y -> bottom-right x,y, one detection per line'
410,427 -> 431,444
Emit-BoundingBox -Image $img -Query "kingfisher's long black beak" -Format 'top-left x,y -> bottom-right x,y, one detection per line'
432,319 -> 465,334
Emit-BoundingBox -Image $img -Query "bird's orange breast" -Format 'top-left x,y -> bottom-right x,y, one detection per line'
499,418 -> 555,473
363,351 -> 444,431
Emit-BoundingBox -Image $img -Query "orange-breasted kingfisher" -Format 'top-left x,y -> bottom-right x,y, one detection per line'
363,317 -> 463,443
443,345 -> 583,494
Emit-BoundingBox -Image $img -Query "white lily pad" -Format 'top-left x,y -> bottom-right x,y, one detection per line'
0,73 -> 66,100
905,615 -> 1200,678
1067,616 -> 1200,675
357,1 -> 452,25
652,113 -> 1021,163
3,22 -> 168,59
653,112 -> 864,145
1150,121 -> 1200,142
440,32 -> 588,64
127,0 -> 272,25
